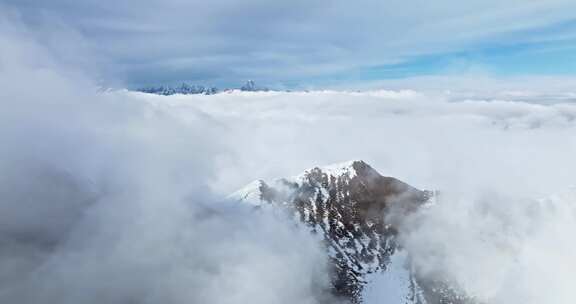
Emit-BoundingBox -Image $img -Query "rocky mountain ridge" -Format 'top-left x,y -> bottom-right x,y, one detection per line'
231,160 -> 471,303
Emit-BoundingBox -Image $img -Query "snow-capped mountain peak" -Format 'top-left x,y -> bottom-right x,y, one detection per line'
291,160 -> 362,183
230,160 -> 451,303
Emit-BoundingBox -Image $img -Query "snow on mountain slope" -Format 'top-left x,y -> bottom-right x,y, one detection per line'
362,250 -> 427,304
291,160 -> 360,183
229,160 -> 360,205
228,179 -> 267,206
229,160 -> 444,303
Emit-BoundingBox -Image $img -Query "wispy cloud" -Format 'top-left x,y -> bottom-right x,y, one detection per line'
3,0 -> 576,87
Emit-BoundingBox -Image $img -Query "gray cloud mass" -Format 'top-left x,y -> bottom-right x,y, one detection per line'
0,18 -> 338,304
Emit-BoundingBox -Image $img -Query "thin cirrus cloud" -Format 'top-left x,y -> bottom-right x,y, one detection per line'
3,0 -> 576,88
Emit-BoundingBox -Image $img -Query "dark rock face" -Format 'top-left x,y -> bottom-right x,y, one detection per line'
231,161 -> 469,304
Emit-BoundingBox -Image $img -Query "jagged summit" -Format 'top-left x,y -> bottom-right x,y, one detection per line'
230,160 -> 467,304
229,160 -> 369,205
288,160 -> 384,185
240,80 -> 268,92
296,160 -> 363,179
231,160 -> 429,211
137,80 -> 269,95
229,160 -> 368,206
230,160 -> 440,303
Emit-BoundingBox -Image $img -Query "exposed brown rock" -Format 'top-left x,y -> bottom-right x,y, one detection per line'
233,161 -> 469,304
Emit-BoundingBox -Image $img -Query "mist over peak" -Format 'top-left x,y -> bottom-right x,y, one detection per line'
1,4 -> 576,304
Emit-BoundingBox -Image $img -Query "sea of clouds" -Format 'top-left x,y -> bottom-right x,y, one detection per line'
131,80 -> 576,304
0,16 -> 336,304
2,11 -> 576,304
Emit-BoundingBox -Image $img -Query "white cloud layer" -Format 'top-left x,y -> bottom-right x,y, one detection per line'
133,89 -> 576,197
132,82 -> 576,303
0,16 -> 336,304
3,11 -> 576,304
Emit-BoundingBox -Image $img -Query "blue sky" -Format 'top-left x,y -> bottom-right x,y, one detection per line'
3,0 -> 576,89
357,38 -> 576,80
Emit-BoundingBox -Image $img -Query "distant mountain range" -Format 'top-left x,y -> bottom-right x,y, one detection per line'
137,80 -> 269,95
230,160 -> 471,304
